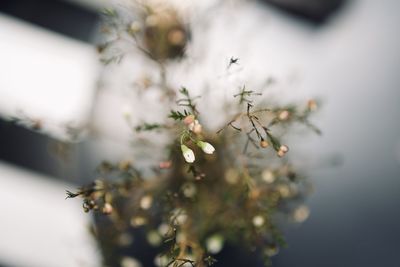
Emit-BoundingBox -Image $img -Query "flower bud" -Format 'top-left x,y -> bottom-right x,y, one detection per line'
277,150 -> 285,158
183,115 -> 195,125
307,99 -> 318,111
102,203 -> 113,214
277,145 -> 289,157
260,140 -> 269,148
159,161 -> 172,169
188,120 -> 202,134
181,144 -> 195,163
278,110 -> 290,121
193,123 -> 202,134
197,141 -> 215,154
279,145 -> 289,153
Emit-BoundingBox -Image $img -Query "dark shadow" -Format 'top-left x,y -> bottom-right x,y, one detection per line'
0,0 -> 99,43
259,0 -> 348,25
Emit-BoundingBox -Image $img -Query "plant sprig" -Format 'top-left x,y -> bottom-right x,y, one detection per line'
176,87 -> 200,115
169,110 -> 191,121
233,85 -> 262,104
135,122 -> 167,132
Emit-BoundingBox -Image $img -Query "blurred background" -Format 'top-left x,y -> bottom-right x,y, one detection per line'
0,0 -> 399,266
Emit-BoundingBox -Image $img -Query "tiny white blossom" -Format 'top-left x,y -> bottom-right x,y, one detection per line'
197,141 -> 215,154
181,145 -> 195,163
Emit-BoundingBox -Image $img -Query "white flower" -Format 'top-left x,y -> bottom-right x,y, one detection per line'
278,110 -> 290,121
197,141 -> 215,154
181,144 -> 195,163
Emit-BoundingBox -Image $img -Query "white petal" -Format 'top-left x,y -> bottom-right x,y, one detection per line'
181,145 -> 195,163
200,142 -> 215,154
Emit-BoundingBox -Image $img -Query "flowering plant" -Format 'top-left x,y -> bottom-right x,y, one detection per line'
67,2 -> 320,267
